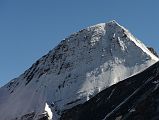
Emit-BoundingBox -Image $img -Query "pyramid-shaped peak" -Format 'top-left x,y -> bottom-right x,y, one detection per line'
87,20 -> 124,34
105,20 -> 124,29
56,20 -> 158,62
0,20 -> 158,120
88,20 -> 120,29
107,20 -> 119,25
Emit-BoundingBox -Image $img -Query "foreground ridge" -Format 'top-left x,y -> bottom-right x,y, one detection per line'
61,61 -> 159,120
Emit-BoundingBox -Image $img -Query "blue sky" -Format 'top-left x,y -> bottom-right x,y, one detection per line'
0,0 -> 159,87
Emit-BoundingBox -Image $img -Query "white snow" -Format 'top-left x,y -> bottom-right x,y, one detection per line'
0,20 -> 158,120
45,103 -> 53,120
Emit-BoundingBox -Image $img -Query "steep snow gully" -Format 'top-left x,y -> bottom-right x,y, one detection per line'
0,20 -> 158,120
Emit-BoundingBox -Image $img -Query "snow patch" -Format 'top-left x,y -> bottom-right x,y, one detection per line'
45,103 -> 53,120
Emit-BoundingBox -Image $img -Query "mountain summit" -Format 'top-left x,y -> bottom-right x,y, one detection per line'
0,21 -> 158,120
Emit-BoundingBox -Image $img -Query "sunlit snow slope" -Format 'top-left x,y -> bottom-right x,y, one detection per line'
0,20 -> 158,120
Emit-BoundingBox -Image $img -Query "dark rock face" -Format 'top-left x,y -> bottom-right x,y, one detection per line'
38,116 -> 49,120
11,112 -> 49,120
17,112 -> 35,120
61,61 -> 159,120
147,47 -> 159,57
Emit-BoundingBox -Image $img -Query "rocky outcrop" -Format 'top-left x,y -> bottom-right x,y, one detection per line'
147,47 -> 158,57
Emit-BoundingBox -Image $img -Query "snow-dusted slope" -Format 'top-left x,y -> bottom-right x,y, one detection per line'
0,20 -> 158,120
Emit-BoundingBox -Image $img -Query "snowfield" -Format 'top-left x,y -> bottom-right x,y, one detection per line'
0,20 -> 158,120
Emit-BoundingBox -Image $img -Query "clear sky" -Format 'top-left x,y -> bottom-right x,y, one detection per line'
0,0 -> 159,87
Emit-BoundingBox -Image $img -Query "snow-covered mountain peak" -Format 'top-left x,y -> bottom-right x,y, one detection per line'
105,20 -> 121,27
89,20 -> 119,28
0,21 -> 158,120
